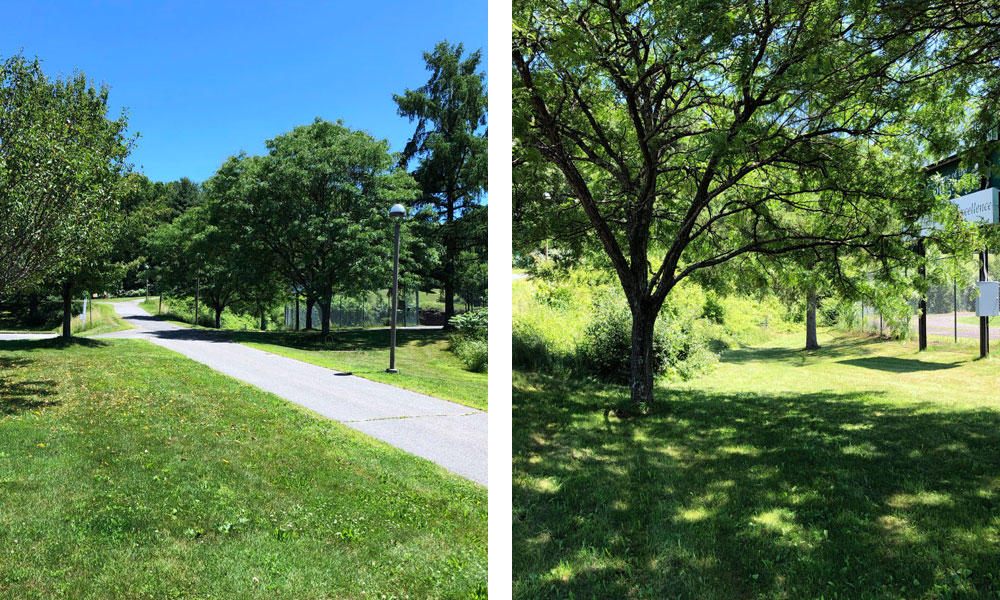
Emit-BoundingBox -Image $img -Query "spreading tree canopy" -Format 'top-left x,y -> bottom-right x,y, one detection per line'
513,0 -> 996,411
0,54 -> 132,296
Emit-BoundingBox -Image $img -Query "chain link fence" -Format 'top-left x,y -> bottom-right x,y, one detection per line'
851,253 -> 990,340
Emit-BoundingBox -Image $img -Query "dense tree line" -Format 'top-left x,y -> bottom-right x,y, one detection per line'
1,42 -> 487,337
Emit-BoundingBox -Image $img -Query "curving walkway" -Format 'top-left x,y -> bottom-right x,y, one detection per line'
95,300 -> 487,485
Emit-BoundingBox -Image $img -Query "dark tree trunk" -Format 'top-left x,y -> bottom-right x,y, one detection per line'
305,297 -> 315,330
320,299 -> 332,336
61,282 -> 73,339
214,307 -> 222,329
626,305 -> 658,413
27,293 -> 40,323
806,292 -> 819,350
295,294 -> 300,330
260,308 -> 266,331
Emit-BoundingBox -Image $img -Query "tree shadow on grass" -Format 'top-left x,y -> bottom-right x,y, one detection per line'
226,328 -> 446,352
0,356 -> 57,414
721,334 -> 882,366
837,357 -> 964,373
0,337 -> 108,352
513,373 -> 1000,599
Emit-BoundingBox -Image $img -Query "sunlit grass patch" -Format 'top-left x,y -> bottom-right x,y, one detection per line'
514,330 -> 1000,599
0,337 -> 485,598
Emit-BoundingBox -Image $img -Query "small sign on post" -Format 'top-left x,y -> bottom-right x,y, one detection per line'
977,281 -> 1000,317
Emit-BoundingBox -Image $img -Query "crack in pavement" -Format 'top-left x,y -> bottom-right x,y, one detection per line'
341,411 -> 480,424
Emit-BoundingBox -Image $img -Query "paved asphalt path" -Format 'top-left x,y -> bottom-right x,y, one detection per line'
96,300 -> 487,485
915,312 -> 1000,340
0,332 -> 58,341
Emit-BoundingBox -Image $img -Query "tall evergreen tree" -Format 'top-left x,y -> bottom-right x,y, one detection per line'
395,41 -> 488,323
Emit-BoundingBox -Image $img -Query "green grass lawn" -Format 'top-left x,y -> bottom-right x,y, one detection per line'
0,337 -> 485,599
76,302 -> 134,337
0,300 -> 131,336
229,329 -> 487,411
514,328 -> 1000,599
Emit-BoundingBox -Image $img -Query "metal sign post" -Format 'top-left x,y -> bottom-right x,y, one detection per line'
980,250 -> 992,358
918,238 -> 927,351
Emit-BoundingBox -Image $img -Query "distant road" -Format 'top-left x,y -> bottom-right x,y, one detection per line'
920,312 -> 1000,340
0,332 -> 57,341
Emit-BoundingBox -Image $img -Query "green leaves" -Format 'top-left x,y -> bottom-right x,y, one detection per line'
0,53 -> 133,295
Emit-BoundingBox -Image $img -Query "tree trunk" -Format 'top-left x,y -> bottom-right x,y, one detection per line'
61,282 -> 73,339
260,308 -> 266,331
320,299 -> 332,336
214,307 -> 222,329
27,293 -> 39,323
626,307 -> 657,414
305,297 -> 315,330
806,292 -> 819,350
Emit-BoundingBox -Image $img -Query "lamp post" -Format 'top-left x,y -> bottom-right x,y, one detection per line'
387,203 -> 406,373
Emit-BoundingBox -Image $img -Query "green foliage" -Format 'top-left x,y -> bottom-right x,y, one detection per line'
395,41 -> 487,319
579,290 -> 716,385
449,308 -> 488,373
0,53 -> 133,295
514,270 -> 721,384
702,290 -> 726,324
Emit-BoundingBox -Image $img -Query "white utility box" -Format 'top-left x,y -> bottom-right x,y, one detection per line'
977,281 -> 1000,317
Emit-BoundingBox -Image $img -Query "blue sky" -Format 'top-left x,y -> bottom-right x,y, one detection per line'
1,1 -> 487,183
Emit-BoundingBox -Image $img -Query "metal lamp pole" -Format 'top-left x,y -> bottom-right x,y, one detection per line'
387,203 -> 406,373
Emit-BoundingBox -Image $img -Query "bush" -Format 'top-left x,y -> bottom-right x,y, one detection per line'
454,337 -> 488,373
450,308 -> 487,372
578,291 -> 716,385
451,308 -> 488,339
702,290 -> 726,323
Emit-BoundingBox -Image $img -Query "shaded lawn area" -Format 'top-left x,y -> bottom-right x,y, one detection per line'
229,329 -> 487,411
514,330 -> 1000,599
0,300 -> 131,337
0,337 -> 485,599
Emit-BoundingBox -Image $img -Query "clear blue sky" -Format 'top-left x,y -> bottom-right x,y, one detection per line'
1,1 -> 487,183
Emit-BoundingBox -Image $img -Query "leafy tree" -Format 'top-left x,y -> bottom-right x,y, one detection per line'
244,119 -> 419,336
0,54 -> 132,296
513,0 -> 987,412
395,41 -> 488,322
203,155 -> 286,331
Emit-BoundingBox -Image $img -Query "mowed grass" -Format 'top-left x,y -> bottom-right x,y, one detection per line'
0,338 -> 486,599
0,299 -> 131,336
230,329 -> 487,411
514,329 -> 1000,599
76,302 -> 133,337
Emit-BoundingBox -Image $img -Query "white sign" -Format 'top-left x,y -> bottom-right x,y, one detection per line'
977,281 -> 999,317
953,188 -> 998,224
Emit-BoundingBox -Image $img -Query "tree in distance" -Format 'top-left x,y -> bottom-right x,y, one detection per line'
395,41 -> 488,324
513,0 -> 992,413
239,119 -> 420,336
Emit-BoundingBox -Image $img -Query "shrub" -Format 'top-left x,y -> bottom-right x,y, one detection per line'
454,337 -> 488,373
702,290 -> 726,323
451,308 -> 488,339
578,291 -> 716,385
450,308 -> 487,372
